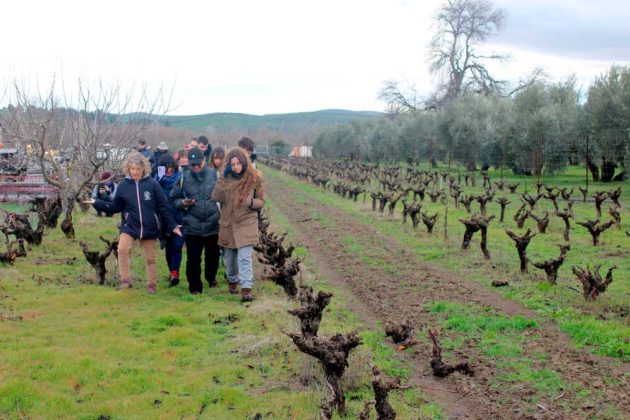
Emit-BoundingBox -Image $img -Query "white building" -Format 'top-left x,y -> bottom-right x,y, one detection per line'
289,145 -> 313,158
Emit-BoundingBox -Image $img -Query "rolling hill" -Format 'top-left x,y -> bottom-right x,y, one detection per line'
157,109 -> 383,132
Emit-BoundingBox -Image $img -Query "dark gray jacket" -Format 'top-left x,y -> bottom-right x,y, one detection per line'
170,167 -> 220,237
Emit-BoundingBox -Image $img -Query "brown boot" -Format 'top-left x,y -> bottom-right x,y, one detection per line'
241,288 -> 253,302
117,279 -> 132,290
228,282 -> 239,295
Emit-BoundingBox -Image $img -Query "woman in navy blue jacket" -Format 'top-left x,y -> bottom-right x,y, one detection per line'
84,152 -> 181,293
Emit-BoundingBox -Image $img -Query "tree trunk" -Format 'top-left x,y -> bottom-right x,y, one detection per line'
60,195 -> 77,239
600,159 -> 616,182
588,160 -> 600,182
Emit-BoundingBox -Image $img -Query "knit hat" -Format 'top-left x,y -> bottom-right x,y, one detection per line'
99,171 -> 112,182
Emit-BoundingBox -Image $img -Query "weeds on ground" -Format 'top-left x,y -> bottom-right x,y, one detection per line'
264,167 -> 630,361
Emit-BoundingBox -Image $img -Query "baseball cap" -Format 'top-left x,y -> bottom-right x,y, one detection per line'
188,147 -> 203,165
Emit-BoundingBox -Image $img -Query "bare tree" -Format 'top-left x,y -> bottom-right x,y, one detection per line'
0,79 -> 168,238
377,80 -> 420,114
429,0 -> 508,103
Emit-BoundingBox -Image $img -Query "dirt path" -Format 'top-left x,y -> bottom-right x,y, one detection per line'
265,172 -> 629,419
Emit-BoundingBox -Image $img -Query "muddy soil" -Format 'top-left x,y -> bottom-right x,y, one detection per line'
265,173 -> 629,419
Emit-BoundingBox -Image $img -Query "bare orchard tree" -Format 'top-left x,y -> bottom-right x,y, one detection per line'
377,80 -> 420,114
0,80 -> 168,238
429,0 -> 508,103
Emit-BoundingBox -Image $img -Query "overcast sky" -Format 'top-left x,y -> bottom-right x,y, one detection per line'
2,0 -> 629,115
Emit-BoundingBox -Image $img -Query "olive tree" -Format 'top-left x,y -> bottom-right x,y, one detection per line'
313,121 -> 371,161
435,95 -> 505,169
585,65 -> 630,181
506,79 -> 581,175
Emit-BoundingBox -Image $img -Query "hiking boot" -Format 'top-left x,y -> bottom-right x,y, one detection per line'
208,279 -> 218,288
228,282 -> 239,295
147,283 -> 157,294
241,288 -> 253,302
117,279 -> 132,290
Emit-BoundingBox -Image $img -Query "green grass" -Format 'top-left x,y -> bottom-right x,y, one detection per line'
263,166 -> 630,361
0,210 -> 317,418
426,301 -> 538,360
0,204 -> 441,418
424,300 -> 613,413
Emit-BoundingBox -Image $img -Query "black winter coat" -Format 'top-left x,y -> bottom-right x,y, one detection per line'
170,167 -> 220,237
93,176 -> 176,240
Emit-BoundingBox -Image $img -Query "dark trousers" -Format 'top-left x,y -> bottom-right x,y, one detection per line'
164,234 -> 185,273
184,234 -> 220,293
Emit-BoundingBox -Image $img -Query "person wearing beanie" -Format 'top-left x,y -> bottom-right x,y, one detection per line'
151,142 -> 170,178
91,171 -> 117,217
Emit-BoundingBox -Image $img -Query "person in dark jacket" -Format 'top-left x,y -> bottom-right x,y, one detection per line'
170,147 -> 221,295
151,142 -> 170,178
137,139 -> 155,164
155,153 -> 185,287
197,135 -> 212,165
237,136 -> 256,168
91,171 -> 117,217
84,151 -> 181,294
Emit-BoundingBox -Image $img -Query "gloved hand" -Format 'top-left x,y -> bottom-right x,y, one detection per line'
223,163 -> 233,177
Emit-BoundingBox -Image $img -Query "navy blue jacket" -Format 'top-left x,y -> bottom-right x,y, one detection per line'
93,176 -> 176,240
155,171 -> 184,225
170,167 -> 220,237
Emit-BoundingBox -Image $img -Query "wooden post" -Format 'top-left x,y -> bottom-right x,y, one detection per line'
444,192 -> 449,243
585,131 -> 589,194
538,130 -> 543,184
500,137 -> 505,183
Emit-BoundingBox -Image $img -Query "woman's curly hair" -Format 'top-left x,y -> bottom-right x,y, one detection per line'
122,151 -> 151,177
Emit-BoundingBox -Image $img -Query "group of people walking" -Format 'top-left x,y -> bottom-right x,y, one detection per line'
85,136 -> 264,302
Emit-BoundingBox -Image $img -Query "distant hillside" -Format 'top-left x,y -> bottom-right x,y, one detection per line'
157,109 -> 383,132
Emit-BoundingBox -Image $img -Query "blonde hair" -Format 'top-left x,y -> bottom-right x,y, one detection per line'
122,151 -> 151,177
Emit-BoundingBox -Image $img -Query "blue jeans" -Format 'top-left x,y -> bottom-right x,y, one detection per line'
164,234 -> 185,273
224,246 -> 254,289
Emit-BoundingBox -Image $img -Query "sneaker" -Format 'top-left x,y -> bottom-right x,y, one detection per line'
208,279 -> 218,288
169,276 -> 180,287
191,291 -> 201,295
147,284 -> 157,294
117,280 -> 132,290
